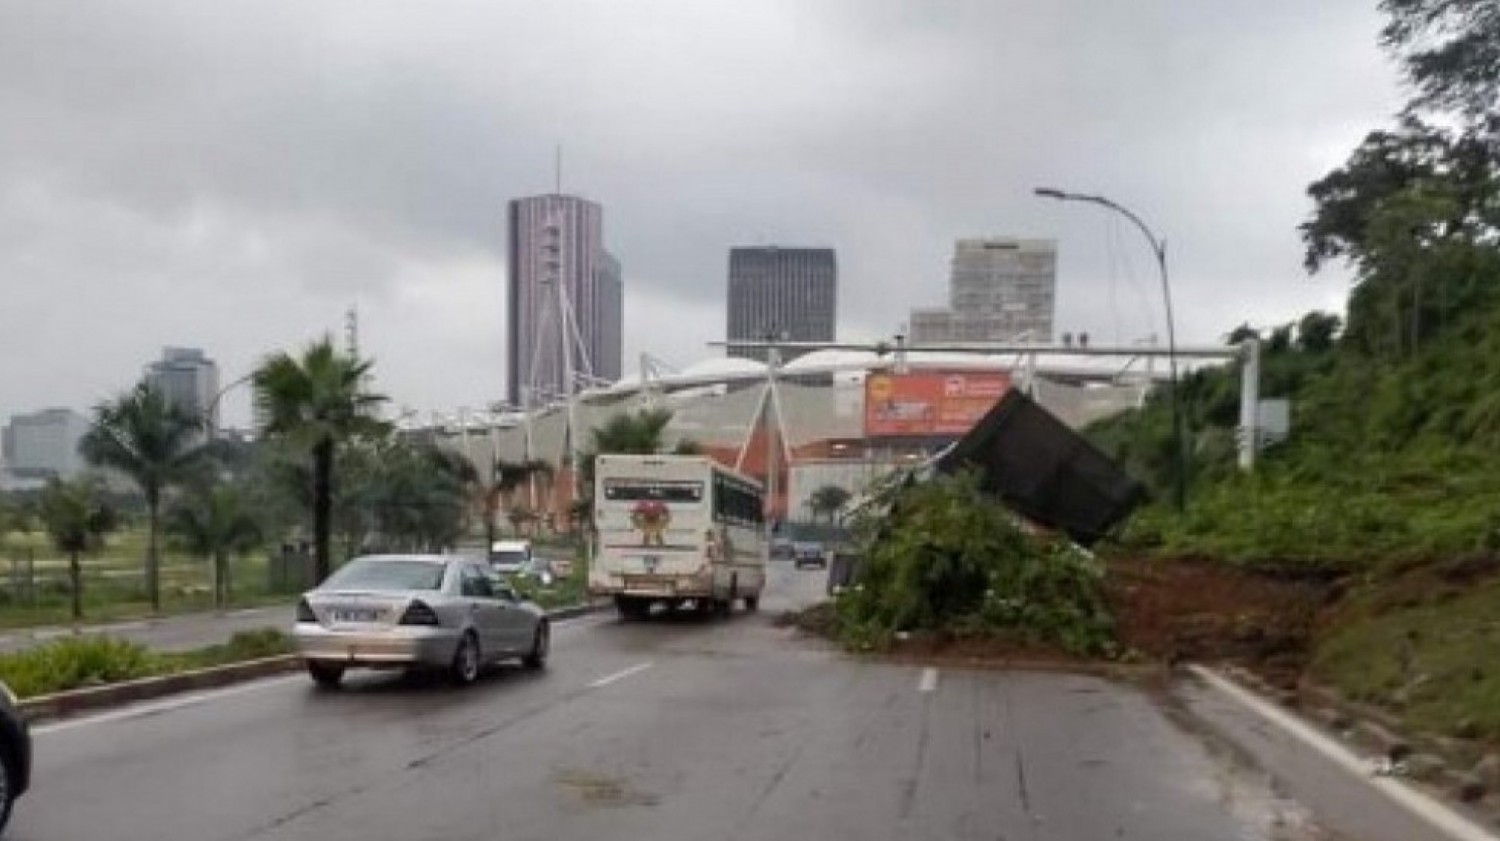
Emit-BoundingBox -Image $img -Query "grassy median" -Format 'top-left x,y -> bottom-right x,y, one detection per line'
0,628 -> 294,699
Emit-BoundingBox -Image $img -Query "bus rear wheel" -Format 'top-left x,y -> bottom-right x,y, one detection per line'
615,596 -> 651,621
744,595 -> 759,612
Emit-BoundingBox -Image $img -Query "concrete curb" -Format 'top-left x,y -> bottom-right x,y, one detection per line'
1187,663 -> 1500,841
19,655 -> 300,723
17,603 -> 608,725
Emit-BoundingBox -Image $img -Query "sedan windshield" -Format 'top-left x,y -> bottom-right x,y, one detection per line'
323,559 -> 446,591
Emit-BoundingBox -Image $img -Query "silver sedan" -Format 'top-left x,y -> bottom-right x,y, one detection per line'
293,554 -> 550,687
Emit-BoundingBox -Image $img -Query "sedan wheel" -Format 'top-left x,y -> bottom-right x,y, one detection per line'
306,660 -> 345,689
523,622 -> 550,669
450,632 -> 481,686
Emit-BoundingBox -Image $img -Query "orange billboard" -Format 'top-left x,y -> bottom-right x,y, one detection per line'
864,370 -> 1011,438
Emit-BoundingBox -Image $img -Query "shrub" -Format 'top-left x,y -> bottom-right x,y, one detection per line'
0,636 -> 158,698
177,628 -> 294,668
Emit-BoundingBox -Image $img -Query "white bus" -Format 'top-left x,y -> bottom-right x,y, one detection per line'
590,454 -> 767,619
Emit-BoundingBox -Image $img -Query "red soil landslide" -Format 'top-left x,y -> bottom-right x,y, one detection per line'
1106,557 -> 1332,686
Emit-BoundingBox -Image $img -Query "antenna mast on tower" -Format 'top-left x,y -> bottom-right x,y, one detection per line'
345,305 -> 360,360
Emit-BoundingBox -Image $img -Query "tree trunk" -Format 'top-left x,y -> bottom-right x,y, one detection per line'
484,488 -> 497,552
213,551 -> 228,608
313,438 -> 334,582
69,550 -> 82,621
146,489 -> 161,613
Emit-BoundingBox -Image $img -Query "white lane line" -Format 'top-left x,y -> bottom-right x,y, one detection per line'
1189,665 -> 1500,841
32,675 -> 304,737
588,662 -> 653,689
918,667 -> 939,693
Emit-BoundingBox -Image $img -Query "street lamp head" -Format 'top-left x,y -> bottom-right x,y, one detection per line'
1033,187 -> 1067,200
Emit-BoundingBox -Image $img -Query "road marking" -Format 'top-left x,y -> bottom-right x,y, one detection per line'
918,667 -> 939,693
588,662 -> 653,689
1189,665 -> 1500,841
32,675 -> 304,737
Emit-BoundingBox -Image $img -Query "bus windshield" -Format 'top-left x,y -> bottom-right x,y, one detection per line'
601,478 -> 704,504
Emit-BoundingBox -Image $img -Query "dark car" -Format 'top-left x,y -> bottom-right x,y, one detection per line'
0,681 -> 31,833
792,541 -> 826,569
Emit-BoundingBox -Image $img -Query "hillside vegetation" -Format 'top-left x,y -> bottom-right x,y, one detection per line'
1084,0 -> 1500,742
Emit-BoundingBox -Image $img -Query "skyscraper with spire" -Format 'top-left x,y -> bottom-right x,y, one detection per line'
506,194 -> 622,407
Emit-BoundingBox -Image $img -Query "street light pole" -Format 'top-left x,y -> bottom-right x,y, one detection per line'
205,371 -> 256,438
1034,187 -> 1186,512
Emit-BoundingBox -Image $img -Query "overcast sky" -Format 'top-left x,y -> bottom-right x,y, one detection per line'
0,1 -> 1400,428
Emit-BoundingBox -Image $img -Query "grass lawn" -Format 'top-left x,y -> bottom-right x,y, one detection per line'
0,549 -> 293,630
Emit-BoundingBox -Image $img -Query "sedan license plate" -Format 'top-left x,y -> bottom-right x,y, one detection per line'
332,609 -> 379,622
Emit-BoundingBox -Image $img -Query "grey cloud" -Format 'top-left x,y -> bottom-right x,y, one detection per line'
0,0 -> 1400,426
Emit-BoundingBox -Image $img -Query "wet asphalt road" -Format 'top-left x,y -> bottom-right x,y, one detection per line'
12,565 -> 1332,841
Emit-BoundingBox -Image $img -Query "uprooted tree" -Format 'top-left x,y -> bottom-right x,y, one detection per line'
835,471 -> 1115,656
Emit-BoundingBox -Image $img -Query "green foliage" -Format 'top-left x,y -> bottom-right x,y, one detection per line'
37,478 -> 116,556
170,628 -> 294,669
361,440 -> 476,552
808,484 -> 853,523
1380,0 -> 1500,122
1311,570 -> 1500,741
166,482 -> 263,607
252,338 -> 388,580
579,407 -> 678,498
509,556 -> 588,610
0,629 -> 294,699
37,477 -> 119,620
589,408 -> 673,455
80,381 -> 207,611
0,636 -> 156,698
836,472 -> 1114,655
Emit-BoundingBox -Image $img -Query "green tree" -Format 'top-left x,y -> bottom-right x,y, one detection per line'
1380,0 -> 1500,122
580,408 -> 677,498
367,441 -> 475,552
1225,323 -> 1261,345
1296,311 -> 1342,353
808,484 -> 853,524
37,478 -> 117,620
166,482 -> 263,608
80,382 -> 205,612
252,338 -> 387,582
590,408 -> 674,455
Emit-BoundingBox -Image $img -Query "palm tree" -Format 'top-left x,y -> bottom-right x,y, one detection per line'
579,408 -> 677,500
252,338 -> 387,582
590,408 -> 674,455
80,382 -> 205,612
166,483 -> 263,608
809,484 -> 853,524
37,478 -> 117,620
